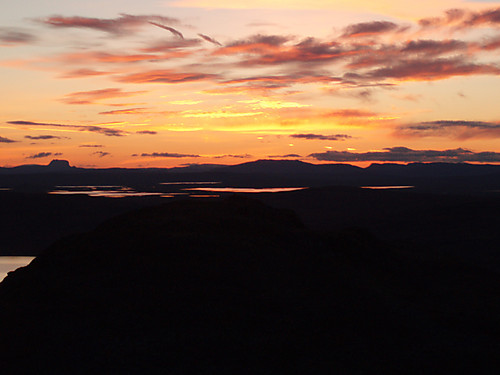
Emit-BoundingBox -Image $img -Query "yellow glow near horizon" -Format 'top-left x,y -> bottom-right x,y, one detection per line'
1,0 -> 499,167
239,99 -> 311,109
182,110 -> 265,118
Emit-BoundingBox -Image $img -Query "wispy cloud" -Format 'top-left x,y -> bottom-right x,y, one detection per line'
39,14 -> 180,36
58,50 -> 188,64
99,107 -> 152,115
217,36 -> 348,66
140,38 -> 201,53
310,147 -> 500,163
92,151 -> 110,158
396,120 -> 500,139
268,154 -> 302,158
8,121 -> 127,137
209,73 -> 342,96
168,100 -> 203,105
214,34 -> 291,56
222,73 -> 341,86
149,21 -> 184,39
25,135 -> 65,140
19,7 -> 500,105
364,57 -> 500,82
116,69 -> 217,84
341,21 -> 406,38
59,68 -> 111,79
201,9 -> 500,88
291,134 -> 352,141
198,33 -> 222,46
401,39 -> 467,55
26,152 -> 55,159
419,7 -> 500,30
79,144 -> 104,148
213,153 -> 252,159
138,152 -> 201,158
240,99 -> 309,109
419,8 -> 466,29
322,109 -> 379,118
60,88 -> 146,105
0,136 -> 18,143
181,109 -> 263,118
0,28 -> 36,46
5,7 -> 500,168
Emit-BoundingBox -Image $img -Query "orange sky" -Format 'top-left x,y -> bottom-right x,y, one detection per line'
1,0 -> 500,167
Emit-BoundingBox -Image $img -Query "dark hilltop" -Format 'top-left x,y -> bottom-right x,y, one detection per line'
1,196 -> 500,374
0,159 -> 500,373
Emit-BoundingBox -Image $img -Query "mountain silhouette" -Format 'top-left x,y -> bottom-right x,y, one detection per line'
1,159 -> 500,193
47,159 -> 72,170
0,196 -> 499,374
0,159 -> 77,175
218,159 -> 362,175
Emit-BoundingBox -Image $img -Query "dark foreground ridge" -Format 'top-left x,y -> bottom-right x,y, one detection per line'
0,197 -> 499,374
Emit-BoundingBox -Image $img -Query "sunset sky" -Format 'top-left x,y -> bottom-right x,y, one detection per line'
1,0 -> 500,167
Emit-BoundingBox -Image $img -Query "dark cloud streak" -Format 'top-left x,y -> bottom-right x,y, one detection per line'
291,134 -> 352,141
116,70 -> 216,84
213,154 -> 252,159
198,33 -> 222,46
0,28 -> 36,45
61,88 -> 145,105
140,152 -> 200,158
26,152 -> 53,159
419,7 -> 500,30
310,147 -> 500,163
8,121 -> 126,137
149,22 -> 184,39
397,120 -> 500,139
92,151 -> 110,158
25,135 -> 65,140
366,58 -> 500,81
0,136 -> 18,143
342,21 -> 403,38
40,14 -> 180,36
268,154 -> 302,158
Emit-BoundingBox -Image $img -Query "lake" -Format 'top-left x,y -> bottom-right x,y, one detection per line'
361,186 -> 415,190
0,257 -> 35,282
186,187 -> 308,193
47,184 -> 307,197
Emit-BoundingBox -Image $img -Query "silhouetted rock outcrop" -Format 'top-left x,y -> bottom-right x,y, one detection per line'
47,159 -> 72,170
0,197 -> 499,374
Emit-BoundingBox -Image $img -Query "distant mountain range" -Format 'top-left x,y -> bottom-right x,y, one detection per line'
0,159 -> 76,174
2,158 -> 500,175
1,159 -> 500,194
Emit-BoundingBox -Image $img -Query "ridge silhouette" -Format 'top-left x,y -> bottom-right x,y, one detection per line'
0,196 -> 499,374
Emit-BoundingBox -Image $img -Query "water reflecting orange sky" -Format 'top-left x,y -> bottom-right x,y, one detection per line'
0,257 -> 35,282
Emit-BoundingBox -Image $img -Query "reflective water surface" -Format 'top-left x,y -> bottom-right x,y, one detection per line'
159,182 -> 221,185
187,187 -> 307,193
49,185 -> 169,198
361,186 -> 415,190
0,257 -> 35,281
48,184 -> 306,197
